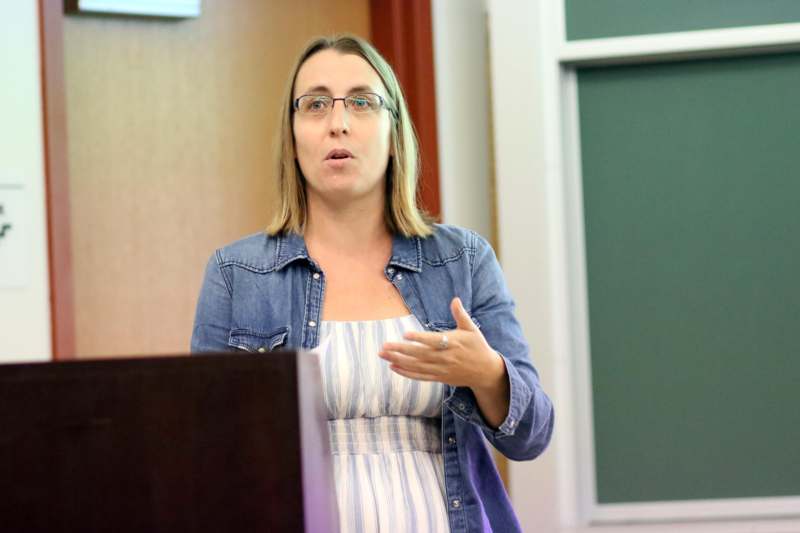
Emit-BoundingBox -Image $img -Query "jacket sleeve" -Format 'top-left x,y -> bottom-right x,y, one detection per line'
444,232 -> 555,461
190,252 -> 234,353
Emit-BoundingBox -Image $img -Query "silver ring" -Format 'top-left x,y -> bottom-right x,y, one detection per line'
437,334 -> 449,350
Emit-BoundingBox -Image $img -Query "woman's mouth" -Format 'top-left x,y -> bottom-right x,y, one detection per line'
325,148 -> 354,160
324,149 -> 354,168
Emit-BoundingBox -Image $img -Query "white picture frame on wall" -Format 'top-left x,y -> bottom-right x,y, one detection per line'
65,0 -> 201,18
0,186 -> 30,289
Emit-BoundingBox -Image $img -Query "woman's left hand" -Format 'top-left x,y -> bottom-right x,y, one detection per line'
379,297 -> 506,390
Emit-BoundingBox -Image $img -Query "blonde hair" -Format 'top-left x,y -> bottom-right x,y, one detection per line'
266,34 -> 434,237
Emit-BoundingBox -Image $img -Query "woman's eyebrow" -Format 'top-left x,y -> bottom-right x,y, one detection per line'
300,84 -> 377,95
346,85 -> 375,94
302,85 -> 332,95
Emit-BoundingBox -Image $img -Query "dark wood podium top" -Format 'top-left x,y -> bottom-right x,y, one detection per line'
0,352 -> 339,533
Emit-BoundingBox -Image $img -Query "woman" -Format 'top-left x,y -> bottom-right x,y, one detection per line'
191,35 -> 554,533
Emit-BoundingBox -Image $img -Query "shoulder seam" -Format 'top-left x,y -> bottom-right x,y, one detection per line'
421,225 -> 477,266
214,249 -> 234,297
217,258 -> 278,274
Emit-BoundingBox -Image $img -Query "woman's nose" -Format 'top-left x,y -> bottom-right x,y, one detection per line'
328,100 -> 350,135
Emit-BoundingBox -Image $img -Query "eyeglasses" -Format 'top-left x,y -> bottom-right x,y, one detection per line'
293,93 -> 395,117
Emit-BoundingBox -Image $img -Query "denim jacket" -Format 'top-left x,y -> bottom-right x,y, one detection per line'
191,224 -> 554,532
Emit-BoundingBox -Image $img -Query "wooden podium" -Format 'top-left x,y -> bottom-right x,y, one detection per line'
0,352 -> 339,532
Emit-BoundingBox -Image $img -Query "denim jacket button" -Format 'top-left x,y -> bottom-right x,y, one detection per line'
451,499 -> 461,509
395,273 -> 403,281
257,347 -> 266,353
448,436 -> 456,445
312,273 -> 320,280
387,267 -> 395,275
457,401 -> 466,411
308,320 -> 317,327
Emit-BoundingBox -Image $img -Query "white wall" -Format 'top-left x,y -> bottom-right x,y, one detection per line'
486,1 -> 568,531
431,0 -> 492,240
433,1 -> 564,529
0,1 -> 52,361
434,1 -> 566,530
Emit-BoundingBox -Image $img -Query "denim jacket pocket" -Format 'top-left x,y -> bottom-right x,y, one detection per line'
427,320 -> 456,332
228,326 -> 290,353
427,315 -> 481,332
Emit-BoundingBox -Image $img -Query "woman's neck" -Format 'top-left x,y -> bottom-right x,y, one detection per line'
304,191 -> 391,256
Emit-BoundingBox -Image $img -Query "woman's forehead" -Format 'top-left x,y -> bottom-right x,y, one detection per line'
294,49 -> 385,96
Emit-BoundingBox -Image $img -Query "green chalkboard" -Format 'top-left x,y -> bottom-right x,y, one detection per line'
577,53 -> 800,504
566,0 -> 800,40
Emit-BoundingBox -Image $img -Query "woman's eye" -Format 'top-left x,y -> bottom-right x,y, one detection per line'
350,96 -> 371,110
300,97 -> 329,113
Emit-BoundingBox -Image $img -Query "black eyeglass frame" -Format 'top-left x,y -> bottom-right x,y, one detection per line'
293,92 -> 398,119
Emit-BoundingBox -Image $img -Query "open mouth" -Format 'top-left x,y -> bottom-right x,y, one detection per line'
326,149 -> 354,161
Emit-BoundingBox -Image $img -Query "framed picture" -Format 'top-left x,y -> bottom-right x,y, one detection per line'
64,0 -> 201,18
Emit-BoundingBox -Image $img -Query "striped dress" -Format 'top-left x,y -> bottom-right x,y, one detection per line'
317,315 -> 451,533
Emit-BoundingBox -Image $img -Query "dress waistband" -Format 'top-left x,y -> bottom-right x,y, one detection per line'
328,416 -> 442,455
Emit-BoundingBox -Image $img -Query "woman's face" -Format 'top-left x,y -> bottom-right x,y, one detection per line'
292,49 -> 393,206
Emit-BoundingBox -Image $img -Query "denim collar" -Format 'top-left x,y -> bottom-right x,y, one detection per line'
273,232 -> 311,271
388,232 -> 422,272
273,231 -> 422,273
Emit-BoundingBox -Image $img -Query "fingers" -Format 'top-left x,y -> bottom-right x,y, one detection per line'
395,298 -> 475,351
382,341 -> 438,361
379,350 -> 443,376
378,297 -> 479,385
450,297 -> 478,332
400,331 -> 450,350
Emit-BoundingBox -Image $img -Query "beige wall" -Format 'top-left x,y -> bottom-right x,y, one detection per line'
63,0 -> 370,357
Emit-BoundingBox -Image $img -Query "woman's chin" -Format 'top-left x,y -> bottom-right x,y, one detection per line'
309,179 -> 382,204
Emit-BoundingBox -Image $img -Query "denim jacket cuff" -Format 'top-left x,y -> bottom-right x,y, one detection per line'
494,353 -> 533,437
444,353 -> 533,439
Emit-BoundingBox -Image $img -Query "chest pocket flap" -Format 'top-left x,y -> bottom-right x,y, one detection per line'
228,326 -> 290,353
427,315 -> 481,332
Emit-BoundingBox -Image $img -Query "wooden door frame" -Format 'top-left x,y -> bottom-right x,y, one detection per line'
40,0 -> 75,359
370,0 -> 441,220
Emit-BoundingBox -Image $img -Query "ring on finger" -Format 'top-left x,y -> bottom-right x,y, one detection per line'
437,334 -> 449,350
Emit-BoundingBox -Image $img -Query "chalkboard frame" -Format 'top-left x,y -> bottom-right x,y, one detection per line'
491,0 -> 800,526
564,57 -> 800,524
560,11 -> 800,527
563,0 -> 800,41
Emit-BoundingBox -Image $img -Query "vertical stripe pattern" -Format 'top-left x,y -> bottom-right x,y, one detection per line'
318,315 -> 450,533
